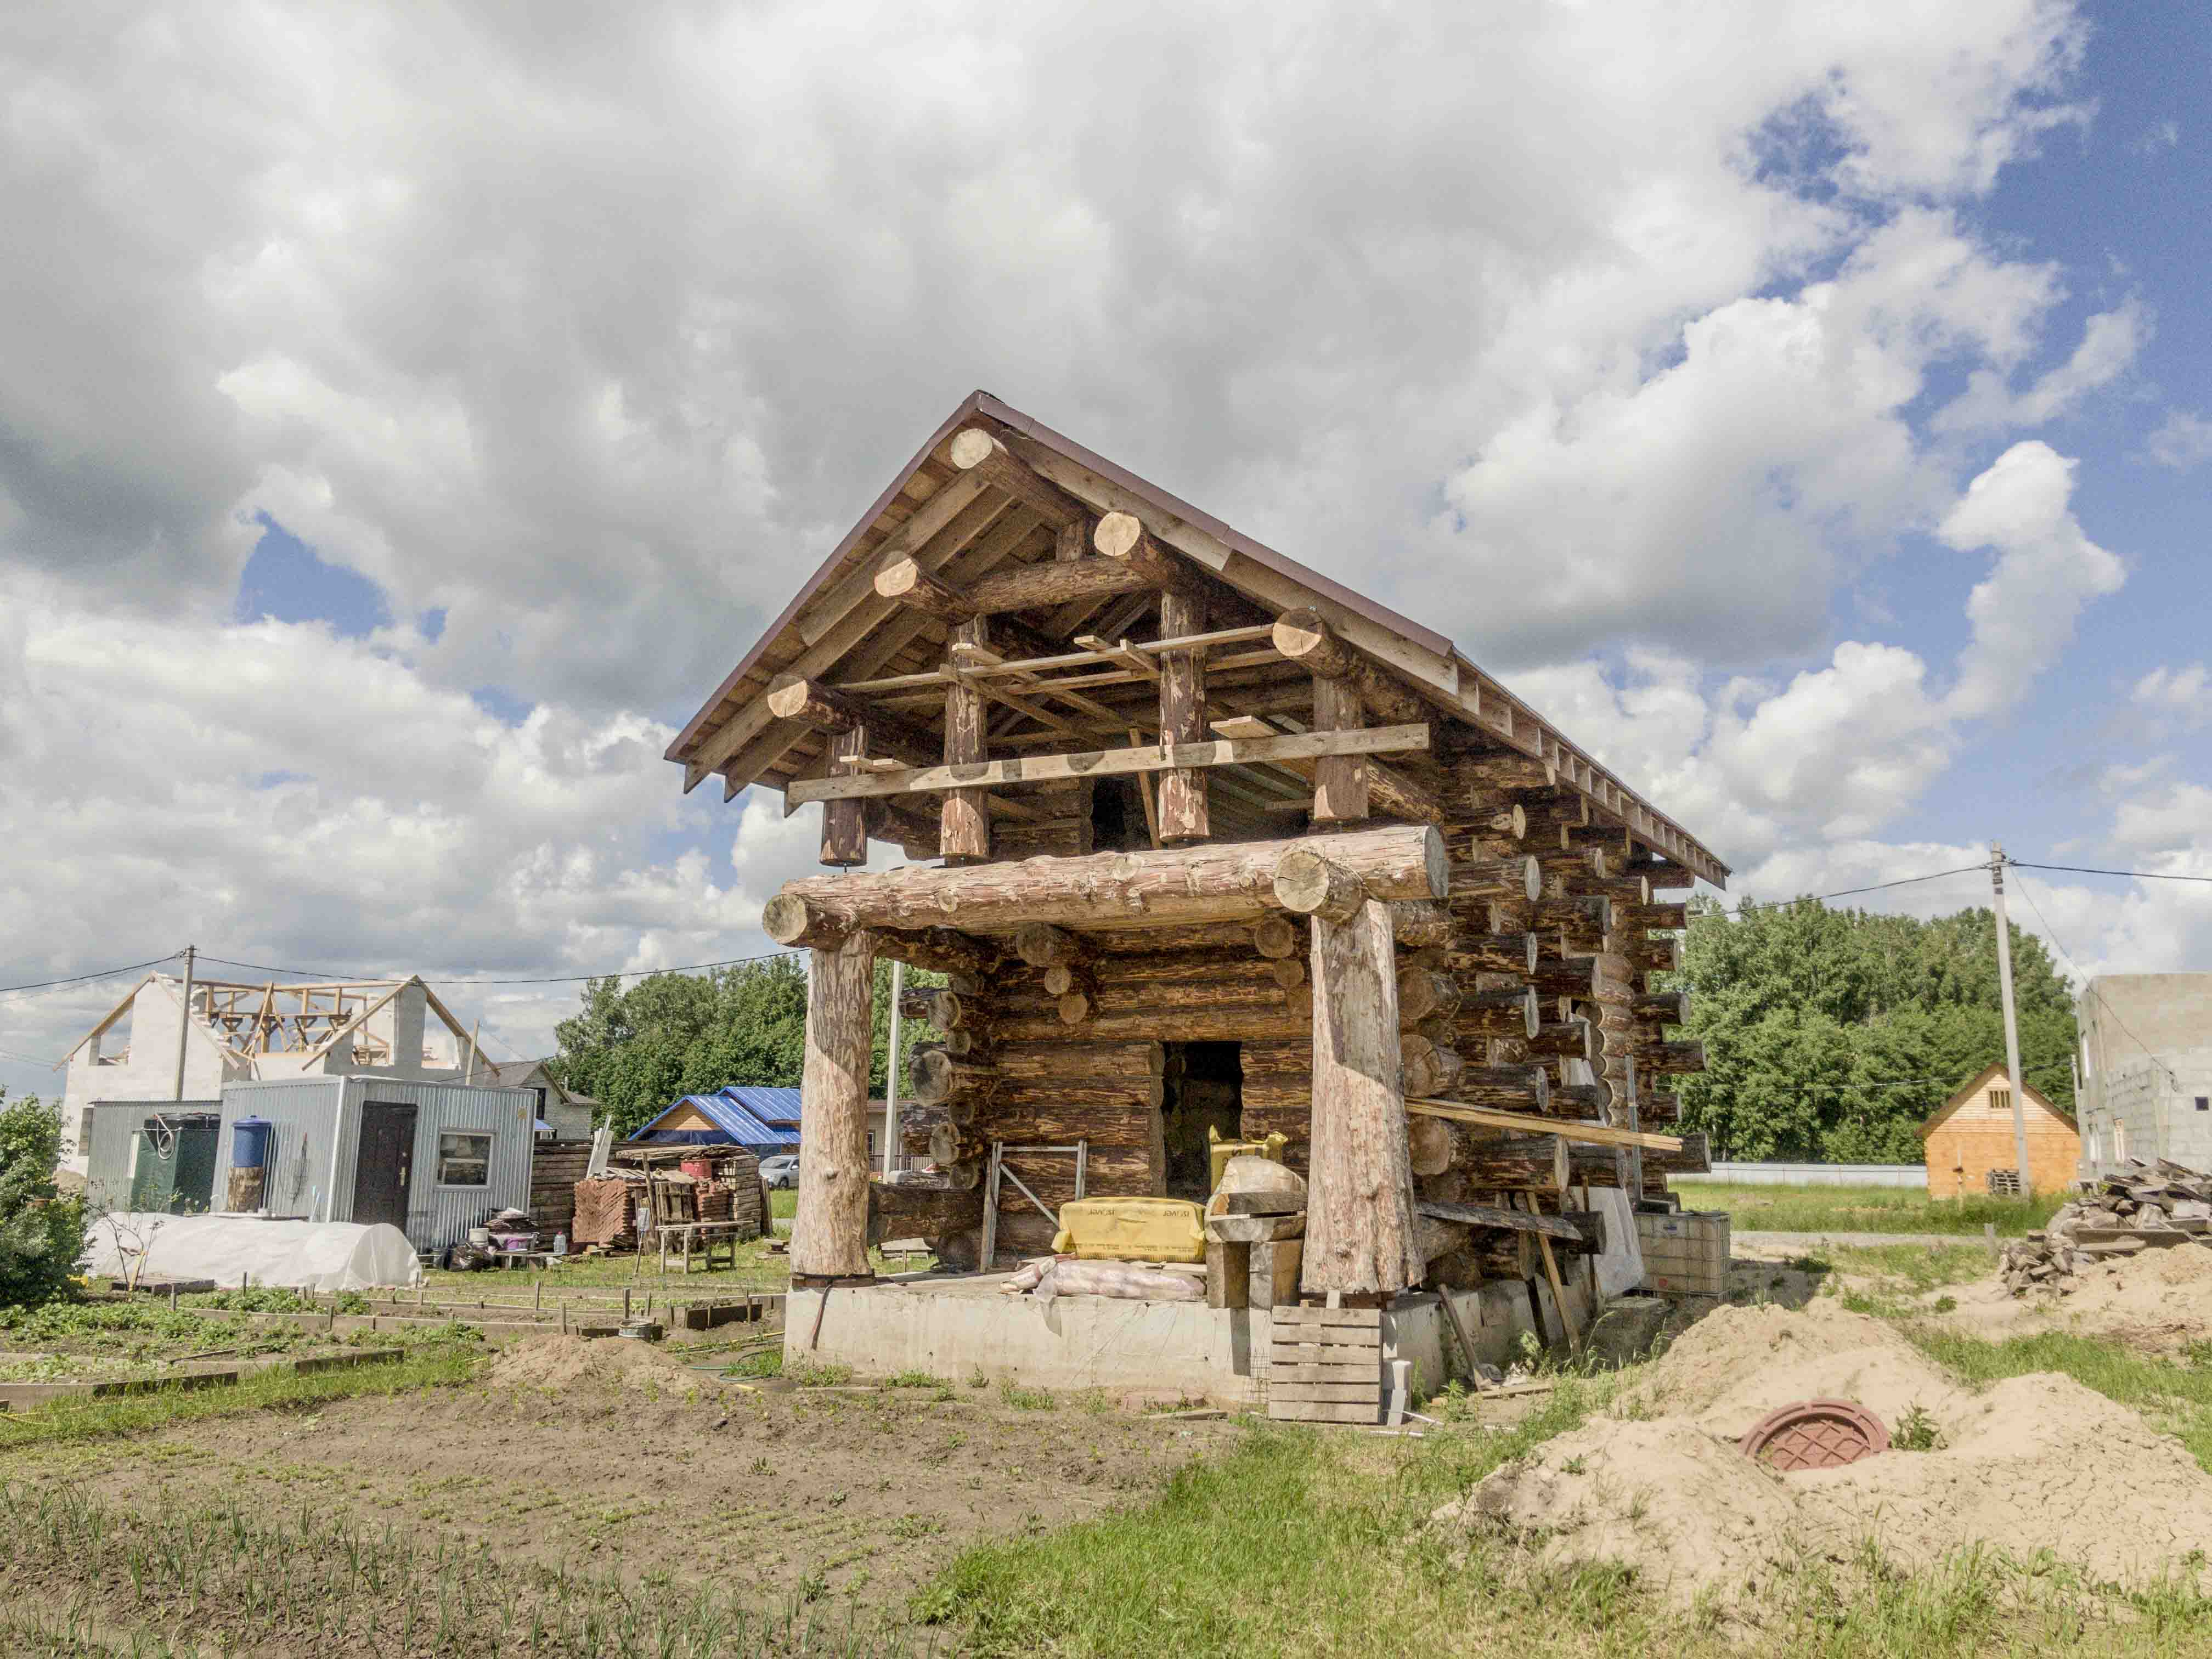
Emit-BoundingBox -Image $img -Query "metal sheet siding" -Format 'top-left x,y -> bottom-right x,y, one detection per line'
84,1104 -> 145,1214
358,1078 -> 537,1253
213,1079 -> 349,1221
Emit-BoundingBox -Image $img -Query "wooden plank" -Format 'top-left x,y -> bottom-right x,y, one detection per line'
1266,1400 -> 1384,1424
1271,1305 -> 1384,1328
1404,1098 -> 1681,1153
1418,1199 -> 1584,1243
1267,1381 -> 1386,1403
1268,1361 -> 1386,1384
786,724 -> 1432,804
1268,1334 -> 1384,1356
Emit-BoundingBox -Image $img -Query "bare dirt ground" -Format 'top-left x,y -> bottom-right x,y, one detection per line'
14,1333 -> 1240,1608
1443,1299 -> 2212,1607
1923,1239 -> 2212,1352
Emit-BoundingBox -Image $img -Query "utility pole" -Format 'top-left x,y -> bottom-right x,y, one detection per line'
1989,846 -> 2034,1196
882,958 -> 905,1178
171,944 -> 196,1101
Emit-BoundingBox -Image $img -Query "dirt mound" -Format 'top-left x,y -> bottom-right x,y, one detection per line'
1615,1300 -> 1974,1438
2042,1242 -> 2212,1350
488,1333 -> 718,1394
1444,1304 -> 2212,1605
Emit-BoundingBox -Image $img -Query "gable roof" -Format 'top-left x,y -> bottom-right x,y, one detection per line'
630,1088 -> 803,1148
664,390 -> 1728,887
1918,1063 -> 2076,1138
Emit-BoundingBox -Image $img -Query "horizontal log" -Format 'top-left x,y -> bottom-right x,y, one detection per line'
1399,1034 -> 1464,1099
1013,922 -> 1087,968
1627,935 -> 1683,975
1448,1064 -> 1550,1114
910,1049 -> 997,1105
1407,1114 -> 1453,1177
1419,1199 -> 1586,1244
764,823 -> 1445,945
786,725 -> 1432,804
1640,1091 -> 1680,1124
990,1002 -> 1310,1045
1528,1018 -> 1594,1063
1396,966 -> 1462,1025
1555,1081 -> 1612,1118
1450,1125 -> 1568,1192
871,927 -> 1001,978
1582,873 -> 1654,909
1643,1130 -> 1709,1175
1452,749 -> 1559,794
1441,932 -> 1539,977
1632,990 -> 1689,1025
1454,986 -> 1538,1042
867,1176 -> 985,1248
898,987 -> 967,1030
1448,855 -> 1541,905
1622,902 -> 1689,934
1390,900 -> 1454,949
989,1040 -> 1165,1081
1406,1098 -> 1682,1151
977,1096 -> 1161,1144
1633,1038 -> 1707,1075
1270,607 -> 1432,727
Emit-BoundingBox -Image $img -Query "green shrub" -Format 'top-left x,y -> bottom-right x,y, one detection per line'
0,1092 -> 84,1308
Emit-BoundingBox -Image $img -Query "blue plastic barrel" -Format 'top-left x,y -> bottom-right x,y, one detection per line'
231,1117 -> 273,1170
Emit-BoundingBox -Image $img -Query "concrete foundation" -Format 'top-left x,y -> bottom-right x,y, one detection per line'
789,1188 -> 1647,1406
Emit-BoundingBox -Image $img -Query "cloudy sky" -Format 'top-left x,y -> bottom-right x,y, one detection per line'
3,2 -> 2207,1097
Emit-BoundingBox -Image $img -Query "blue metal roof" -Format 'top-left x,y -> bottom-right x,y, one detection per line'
713,1085 -> 802,1127
628,1087 -> 802,1149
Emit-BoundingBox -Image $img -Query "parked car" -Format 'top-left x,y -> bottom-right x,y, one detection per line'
759,1154 -> 799,1190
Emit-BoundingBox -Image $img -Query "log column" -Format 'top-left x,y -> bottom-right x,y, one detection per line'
1298,853 -> 1422,1299
1311,675 -> 1368,825
1158,585 -> 1209,843
941,617 -> 991,863
821,723 -> 869,867
790,934 -> 877,1281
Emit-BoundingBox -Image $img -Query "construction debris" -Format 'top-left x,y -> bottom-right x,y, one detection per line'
1997,1159 -> 2212,1296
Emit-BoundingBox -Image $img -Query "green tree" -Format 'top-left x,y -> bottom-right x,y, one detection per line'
549,956 -> 936,1137
0,1090 -> 86,1307
1673,899 -> 2075,1163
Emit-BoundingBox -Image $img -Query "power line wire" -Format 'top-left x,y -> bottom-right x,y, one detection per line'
192,949 -> 802,988
0,952 -> 182,1001
2009,865 -> 2179,1089
1711,863 -> 1987,917
2015,861 -> 2212,884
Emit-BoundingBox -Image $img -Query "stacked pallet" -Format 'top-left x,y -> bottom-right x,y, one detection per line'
571,1176 -> 640,1250
1266,1304 -> 1384,1423
529,1139 -> 594,1239
1999,1159 -> 2212,1295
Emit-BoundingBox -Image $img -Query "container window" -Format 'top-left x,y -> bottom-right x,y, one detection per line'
437,1132 -> 493,1187
2197,1097 -> 2209,1113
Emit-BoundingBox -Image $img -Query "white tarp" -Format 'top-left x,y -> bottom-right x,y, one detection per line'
83,1213 -> 422,1293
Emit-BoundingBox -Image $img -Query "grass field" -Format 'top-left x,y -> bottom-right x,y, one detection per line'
1672,1178 -> 2063,1236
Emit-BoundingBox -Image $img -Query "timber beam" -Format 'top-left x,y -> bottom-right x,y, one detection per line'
763,822 -> 1447,946
785,723 -> 1431,805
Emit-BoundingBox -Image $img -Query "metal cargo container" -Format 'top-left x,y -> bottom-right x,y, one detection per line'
82,1101 -> 222,1216
212,1077 -> 536,1256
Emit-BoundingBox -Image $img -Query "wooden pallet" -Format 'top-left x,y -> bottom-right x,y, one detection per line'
1267,1305 -> 1384,1424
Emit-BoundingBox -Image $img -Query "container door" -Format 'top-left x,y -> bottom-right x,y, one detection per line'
353,1103 -> 418,1229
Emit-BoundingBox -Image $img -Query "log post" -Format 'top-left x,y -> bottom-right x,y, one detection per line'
820,723 -> 869,867
1310,675 -> 1368,825
791,935 -> 876,1280
941,617 -> 990,863
1157,583 -> 1209,843
1013,923 -> 1087,969
1304,896 -> 1422,1298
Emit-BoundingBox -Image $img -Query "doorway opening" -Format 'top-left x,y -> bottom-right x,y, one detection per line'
353,1102 -> 418,1231
1160,1041 -> 1242,1201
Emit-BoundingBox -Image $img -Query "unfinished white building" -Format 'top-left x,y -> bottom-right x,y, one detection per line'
2075,973 -> 2212,1175
58,973 -> 486,1177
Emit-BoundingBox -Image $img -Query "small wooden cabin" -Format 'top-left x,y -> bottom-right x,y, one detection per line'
665,392 -> 1728,1299
1922,1064 -> 2079,1198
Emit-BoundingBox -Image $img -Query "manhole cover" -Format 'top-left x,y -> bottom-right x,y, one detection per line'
1740,1400 -> 1889,1470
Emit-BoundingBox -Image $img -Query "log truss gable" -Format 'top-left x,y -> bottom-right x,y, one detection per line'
665,391 -> 1728,889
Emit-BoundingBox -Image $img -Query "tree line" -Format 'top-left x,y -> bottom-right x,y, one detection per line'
1672,899 -> 2077,1164
548,956 -> 936,1138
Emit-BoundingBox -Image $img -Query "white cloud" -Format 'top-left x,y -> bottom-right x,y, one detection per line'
1931,297 -> 2148,432
2147,410 -> 2212,470
2134,120 -> 2181,156
2134,665 -> 2210,725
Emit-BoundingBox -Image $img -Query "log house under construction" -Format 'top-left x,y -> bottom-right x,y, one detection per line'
667,391 -> 1725,1314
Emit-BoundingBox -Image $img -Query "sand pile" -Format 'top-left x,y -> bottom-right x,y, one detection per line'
489,1333 -> 716,1393
1441,1301 -> 2212,1605
2029,1241 -> 2212,1351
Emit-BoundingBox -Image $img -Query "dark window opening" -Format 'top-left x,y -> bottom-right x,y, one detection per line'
2197,1097 -> 2208,1113
1160,1041 -> 1243,1201
1089,777 -> 1150,853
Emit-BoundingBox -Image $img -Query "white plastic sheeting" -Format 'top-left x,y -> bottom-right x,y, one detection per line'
82,1214 -> 422,1293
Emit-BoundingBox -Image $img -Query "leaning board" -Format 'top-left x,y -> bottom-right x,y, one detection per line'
1267,1305 -> 1384,1424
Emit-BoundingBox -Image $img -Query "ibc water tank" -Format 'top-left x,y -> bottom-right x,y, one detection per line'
232,1117 -> 273,1170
